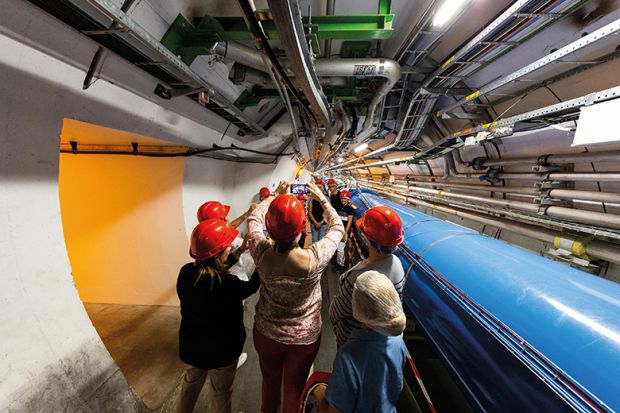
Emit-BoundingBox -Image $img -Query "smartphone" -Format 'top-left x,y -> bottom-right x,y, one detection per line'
290,184 -> 309,194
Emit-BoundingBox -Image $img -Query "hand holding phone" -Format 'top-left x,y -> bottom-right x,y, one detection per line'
290,184 -> 309,194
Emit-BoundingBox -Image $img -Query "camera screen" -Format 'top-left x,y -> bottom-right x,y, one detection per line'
290,184 -> 309,194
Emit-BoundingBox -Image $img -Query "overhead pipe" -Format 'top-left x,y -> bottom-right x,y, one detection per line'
212,41 -> 400,132
313,59 -> 401,129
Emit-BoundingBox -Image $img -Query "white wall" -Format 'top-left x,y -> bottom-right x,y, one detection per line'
0,0 -> 292,410
182,156 -> 298,236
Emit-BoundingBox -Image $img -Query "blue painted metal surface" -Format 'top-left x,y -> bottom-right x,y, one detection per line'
351,189 -> 620,413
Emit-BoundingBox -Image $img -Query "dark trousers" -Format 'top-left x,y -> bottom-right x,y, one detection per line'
253,327 -> 321,413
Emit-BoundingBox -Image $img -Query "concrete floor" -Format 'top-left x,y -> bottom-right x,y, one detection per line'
84,265 -> 340,413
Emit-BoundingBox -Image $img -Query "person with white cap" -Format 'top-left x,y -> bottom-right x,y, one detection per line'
314,270 -> 407,413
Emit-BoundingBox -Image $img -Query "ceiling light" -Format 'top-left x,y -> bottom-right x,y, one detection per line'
433,0 -> 468,27
354,143 -> 369,153
338,157 -> 345,162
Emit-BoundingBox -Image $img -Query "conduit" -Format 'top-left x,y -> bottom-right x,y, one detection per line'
392,180 -> 620,204
359,183 -> 620,265
212,41 -> 401,131
480,151 -> 620,167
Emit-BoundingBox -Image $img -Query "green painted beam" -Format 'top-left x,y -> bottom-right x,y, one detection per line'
162,12 -> 393,65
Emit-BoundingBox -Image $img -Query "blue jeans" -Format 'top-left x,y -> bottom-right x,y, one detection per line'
311,223 -> 327,243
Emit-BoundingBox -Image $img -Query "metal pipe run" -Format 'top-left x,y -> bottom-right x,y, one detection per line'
481,151 -> 620,167
212,41 -> 400,131
498,172 -> 620,182
359,183 -> 620,265
397,186 -> 620,230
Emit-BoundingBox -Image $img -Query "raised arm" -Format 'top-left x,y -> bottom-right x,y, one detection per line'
307,183 -> 344,273
229,203 -> 257,229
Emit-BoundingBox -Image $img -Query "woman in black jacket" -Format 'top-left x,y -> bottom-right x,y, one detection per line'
175,219 -> 260,413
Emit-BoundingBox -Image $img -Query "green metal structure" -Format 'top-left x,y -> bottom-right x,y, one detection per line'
161,2 -> 393,65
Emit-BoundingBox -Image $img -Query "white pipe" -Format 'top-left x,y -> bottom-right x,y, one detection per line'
360,182 -> 620,264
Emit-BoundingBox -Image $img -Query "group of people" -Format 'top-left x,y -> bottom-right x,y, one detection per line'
175,179 -> 408,413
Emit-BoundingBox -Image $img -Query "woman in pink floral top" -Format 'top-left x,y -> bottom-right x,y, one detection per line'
247,181 -> 344,413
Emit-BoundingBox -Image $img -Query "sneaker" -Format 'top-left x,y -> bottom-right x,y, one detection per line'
236,353 -> 248,369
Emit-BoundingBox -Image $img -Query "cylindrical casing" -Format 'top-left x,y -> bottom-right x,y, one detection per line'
549,189 -> 620,204
545,206 -> 620,229
483,151 -> 620,167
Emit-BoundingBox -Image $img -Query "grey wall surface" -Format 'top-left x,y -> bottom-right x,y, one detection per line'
0,1 -> 294,410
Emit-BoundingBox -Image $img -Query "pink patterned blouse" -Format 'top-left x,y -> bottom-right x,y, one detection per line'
247,198 -> 344,345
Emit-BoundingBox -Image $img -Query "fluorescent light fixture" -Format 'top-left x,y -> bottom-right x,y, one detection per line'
354,143 -> 369,153
433,0 -> 468,27
338,157 -> 345,162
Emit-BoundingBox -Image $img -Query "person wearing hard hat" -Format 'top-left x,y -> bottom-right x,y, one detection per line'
309,178 -> 328,243
246,181 -> 344,413
329,206 -> 405,348
314,271 -> 407,413
197,200 -> 256,229
259,187 -> 271,202
327,179 -> 343,212
175,219 -> 260,413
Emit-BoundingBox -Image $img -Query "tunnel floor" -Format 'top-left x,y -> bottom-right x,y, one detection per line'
85,265 -> 340,412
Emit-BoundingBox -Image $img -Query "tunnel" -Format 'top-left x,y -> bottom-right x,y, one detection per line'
1,0 -> 620,412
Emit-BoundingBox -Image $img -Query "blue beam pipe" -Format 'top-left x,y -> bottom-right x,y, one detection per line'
351,189 -> 620,413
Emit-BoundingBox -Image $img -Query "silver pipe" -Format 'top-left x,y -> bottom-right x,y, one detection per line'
212,41 -> 267,72
482,151 -> 620,167
498,173 -> 620,182
545,207 -> 620,229
401,180 -> 620,203
212,42 -> 400,127
408,187 -> 541,213
314,59 -> 401,130
361,182 -> 620,264
549,189 -> 620,204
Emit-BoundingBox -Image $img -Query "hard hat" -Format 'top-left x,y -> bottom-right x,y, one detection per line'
356,206 -> 404,247
315,178 -> 325,185
190,219 -> 239,260
327,179 -> 337,186
340,190 -> 351,199
297,194 -> 307,201
259,187 -> 271,198
266,195 -> 307,242
197,201 -> 231,222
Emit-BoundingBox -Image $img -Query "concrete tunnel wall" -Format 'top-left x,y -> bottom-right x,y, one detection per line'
0,1 -> 296,410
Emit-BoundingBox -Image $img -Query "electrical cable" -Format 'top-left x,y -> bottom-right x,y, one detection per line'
237,0 -> 314,121
60,142 -> 294,158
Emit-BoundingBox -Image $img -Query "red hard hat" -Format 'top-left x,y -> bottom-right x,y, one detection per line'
315,178 -> 325,185
340,190 -> 351,199
259,187 -> 271,198
356,206 -> 404,247
327,179 -> 337,186
190,219 -> 239,260
297,194 -> 307,201
197,201 -> 231,222
266,195 -> 307,242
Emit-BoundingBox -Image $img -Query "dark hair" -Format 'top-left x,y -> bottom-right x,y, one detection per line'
193,251 -> 228,289
273,235 -> 300,253
369,239 -> 398,255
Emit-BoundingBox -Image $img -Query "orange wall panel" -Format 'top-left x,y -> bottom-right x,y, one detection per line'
59,122 -> 188,306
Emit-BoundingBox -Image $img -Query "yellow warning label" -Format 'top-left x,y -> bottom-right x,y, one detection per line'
437,190 -> 443,195
441,55 -> 456,69
454,131 -> 461,136
466,90 -> 480,101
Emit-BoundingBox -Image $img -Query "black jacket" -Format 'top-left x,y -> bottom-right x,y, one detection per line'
176,263 -> 260,369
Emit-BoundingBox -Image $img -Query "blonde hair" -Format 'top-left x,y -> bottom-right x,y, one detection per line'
193,252 -> 229,290
352,271 -> 406,336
